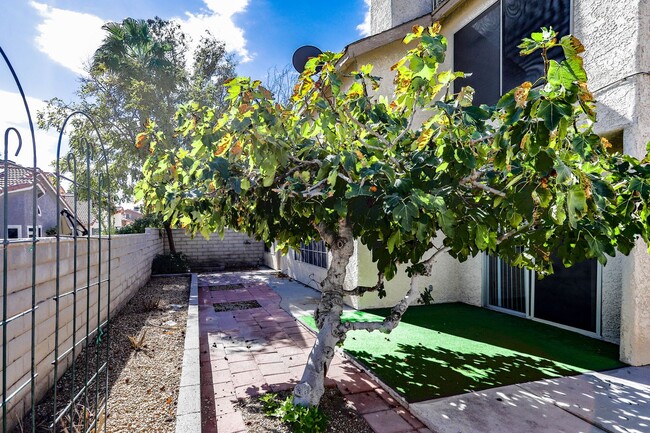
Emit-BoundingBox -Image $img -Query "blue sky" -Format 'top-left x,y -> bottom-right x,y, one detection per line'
0,0 -> 370,168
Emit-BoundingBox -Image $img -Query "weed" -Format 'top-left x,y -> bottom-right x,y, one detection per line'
128,330 -> 147,351
142,296 -> 161,311
260,392 -> 327,433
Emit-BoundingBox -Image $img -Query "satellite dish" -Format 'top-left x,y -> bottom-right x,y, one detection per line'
292,45 -> 323,73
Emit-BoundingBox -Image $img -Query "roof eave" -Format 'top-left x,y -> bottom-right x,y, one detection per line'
339,0 -> 466,71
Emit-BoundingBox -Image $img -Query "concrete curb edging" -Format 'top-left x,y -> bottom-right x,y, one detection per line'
175,273 -> 201,432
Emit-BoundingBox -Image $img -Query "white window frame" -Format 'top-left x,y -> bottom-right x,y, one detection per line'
7,225 -> 22,239
27,225 -> 43,238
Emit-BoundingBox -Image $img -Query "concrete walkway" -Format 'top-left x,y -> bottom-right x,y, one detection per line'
409,366 -> 650,433
198,270 -> 429,433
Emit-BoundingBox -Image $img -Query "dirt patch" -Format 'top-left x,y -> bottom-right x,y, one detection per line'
213,300 -> 262,312
238,388 -> 375,433
20,276 -> 190,433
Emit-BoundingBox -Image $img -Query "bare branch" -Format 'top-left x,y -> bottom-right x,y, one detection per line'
342,106 -> 391,148
302,178 -> 328,198
391,90 -> 420,146
338,269 -> 420,334
461,170 -> 506,198
343,273 -> 384,296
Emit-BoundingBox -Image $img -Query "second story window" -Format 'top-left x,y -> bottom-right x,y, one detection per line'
454,0 -> 571,106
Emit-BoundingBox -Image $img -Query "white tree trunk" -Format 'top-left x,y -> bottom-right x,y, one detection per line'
293,219 -> 354,407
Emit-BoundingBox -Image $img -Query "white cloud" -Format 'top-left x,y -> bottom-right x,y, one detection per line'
30,1 -> 106,75
0,89 -> 63,170
357,0 -> 371,37
178,0 -> 252,63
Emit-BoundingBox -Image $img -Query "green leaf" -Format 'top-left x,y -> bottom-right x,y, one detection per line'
555,162 -> 573,184
568,185 -> 587,227
538,100 -> 572,131
475,224 -> 489,250
438,209 -> 456,236
572,134 -> 599,159
387,231 -> 401,254
535,188 -> 552,208
393,201 -> 419,231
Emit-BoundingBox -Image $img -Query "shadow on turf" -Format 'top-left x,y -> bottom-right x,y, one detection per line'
347,343 -> 583,403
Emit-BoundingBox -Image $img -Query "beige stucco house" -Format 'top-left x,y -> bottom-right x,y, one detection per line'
265,0 -> 650,367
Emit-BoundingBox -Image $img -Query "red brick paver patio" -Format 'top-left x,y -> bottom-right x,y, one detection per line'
198,272 -> 431,433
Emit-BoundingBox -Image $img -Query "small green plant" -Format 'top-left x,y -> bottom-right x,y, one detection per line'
259,393 -> 327,433
418,285 -> 435,305
116,213 -> 163,234
151,252 -> 190,274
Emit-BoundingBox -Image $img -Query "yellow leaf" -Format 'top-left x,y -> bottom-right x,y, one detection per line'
430,22 -> 442,35
135,132 -> 147,149
231,141 -> 243,155
514,82 -> 532,108
214,134 -> 232,156
417,128 -> 434,150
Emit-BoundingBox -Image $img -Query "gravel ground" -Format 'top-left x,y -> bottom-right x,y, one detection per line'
20,276 -> 189,433
238,388 -> 375,433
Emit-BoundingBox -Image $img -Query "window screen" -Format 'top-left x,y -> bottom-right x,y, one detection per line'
502,0 -> 571,91
294,240 -> 328,268
454,2 -> 501,106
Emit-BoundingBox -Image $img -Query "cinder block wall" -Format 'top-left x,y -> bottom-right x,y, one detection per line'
164,228 -> 264,269
0,229 -> 163,429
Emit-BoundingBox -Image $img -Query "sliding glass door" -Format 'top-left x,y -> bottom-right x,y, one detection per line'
485,254 -> 600,335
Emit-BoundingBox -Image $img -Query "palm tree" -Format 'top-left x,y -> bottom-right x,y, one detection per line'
91,18 -> 183,253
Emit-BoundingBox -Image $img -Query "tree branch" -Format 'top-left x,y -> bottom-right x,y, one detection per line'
461,170 -> 506,197
342,106 -> 391,148
302,178 -> 328,197
343,273 -> 384,296
338,269 -> 419,334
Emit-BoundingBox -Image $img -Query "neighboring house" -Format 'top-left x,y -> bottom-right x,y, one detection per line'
0,161 -> 100,237
0,161 -> 60,238
265,0 -> 650,366
113,207 -> 143,229
61,193 -> 101,235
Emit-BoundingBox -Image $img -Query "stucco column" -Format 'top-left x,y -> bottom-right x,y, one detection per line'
620,6 -> 650,363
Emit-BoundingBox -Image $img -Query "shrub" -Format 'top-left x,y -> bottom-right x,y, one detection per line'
116,214 -> 163,234
151,253 -> 190,274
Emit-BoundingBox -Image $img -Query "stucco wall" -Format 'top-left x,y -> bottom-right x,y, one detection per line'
0,190 -> 26,236
263,241 -> 361,307
371,0 -> 433,35
1,188 -> 63,238
0,229 -> 163,429
165,228 -> 264,270
619,0 -> 650,365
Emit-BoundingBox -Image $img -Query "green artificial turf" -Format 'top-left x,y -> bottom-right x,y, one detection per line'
301,303 -> 624,403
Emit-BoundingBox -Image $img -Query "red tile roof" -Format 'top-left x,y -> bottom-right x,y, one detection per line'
0,161 -> 42,193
